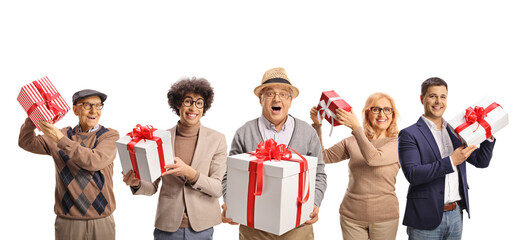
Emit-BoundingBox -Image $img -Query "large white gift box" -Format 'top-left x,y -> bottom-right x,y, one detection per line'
116,125 -> 174,183
448,96 -> 508,146
226,152 -> 317,236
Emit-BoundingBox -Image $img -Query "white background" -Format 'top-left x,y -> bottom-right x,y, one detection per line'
1,1 -> 523,239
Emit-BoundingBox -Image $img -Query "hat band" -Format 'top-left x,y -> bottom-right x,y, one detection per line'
262,78 -> 292,85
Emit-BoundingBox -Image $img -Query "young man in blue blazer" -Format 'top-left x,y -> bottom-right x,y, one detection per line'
398,77 -> 496,240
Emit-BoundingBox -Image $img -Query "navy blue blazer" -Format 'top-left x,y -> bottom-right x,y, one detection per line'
398,117 -> 495,230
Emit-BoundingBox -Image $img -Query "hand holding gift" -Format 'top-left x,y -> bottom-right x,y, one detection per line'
309,107 -> 321,126
304,205 -> 319,225
335,108 -> 360,130
450,145 -> 478,166
221,203 -> 239,225
38,120 -> 64,143
162,156 -> 198,180
122,170 -> 140,187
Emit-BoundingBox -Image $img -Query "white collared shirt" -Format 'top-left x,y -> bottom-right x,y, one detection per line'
78,124 -> 100,133
421,116 -> 462,204
257,114 -> 294,145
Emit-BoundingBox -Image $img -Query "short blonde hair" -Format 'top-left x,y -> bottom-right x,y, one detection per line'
362,92 -> 400,140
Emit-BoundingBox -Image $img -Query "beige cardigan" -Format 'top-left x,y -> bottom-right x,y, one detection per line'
314,125 -> 400,223
133,124 -> 227,232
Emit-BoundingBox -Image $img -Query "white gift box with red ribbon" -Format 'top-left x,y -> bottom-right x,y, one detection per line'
116,125 -> 174,183
448,96 -> 509,146
17,76 -> 70,131
225,140 -> 317,236
316,90 -> 352,136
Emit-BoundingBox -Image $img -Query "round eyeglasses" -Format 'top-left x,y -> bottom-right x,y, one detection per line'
263,91 -> 291,99
77,102 -> 104,110
370,107 -> 393,115
182,96 -> 205,109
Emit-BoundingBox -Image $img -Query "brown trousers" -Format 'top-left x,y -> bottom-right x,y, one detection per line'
239,224 -> 314,240
339,215 -> 398,240
54,214 -> 115,240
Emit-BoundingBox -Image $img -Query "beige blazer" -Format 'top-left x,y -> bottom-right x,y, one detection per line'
134,124 -> 227,232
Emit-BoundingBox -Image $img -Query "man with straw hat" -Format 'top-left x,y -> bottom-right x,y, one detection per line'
221,67 -> 327,239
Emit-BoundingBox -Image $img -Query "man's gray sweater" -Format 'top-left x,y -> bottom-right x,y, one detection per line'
222,116 -> 327,207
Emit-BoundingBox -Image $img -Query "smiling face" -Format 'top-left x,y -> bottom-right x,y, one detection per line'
259,86 -> 292,130
73,95 -> 102,132
421,85 -> 448,123
178,92 -> 204,127
368,97 -> 394,135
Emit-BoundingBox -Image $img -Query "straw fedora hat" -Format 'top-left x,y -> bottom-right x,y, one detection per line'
253,67 -> 300,99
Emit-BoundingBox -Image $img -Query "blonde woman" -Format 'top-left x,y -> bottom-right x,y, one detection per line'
310,92 -> 400,240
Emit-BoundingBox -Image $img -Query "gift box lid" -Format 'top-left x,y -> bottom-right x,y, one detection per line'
227,153 -> 317,178
116,129 -> 171,152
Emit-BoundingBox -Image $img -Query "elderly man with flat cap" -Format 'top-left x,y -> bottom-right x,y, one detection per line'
222,67 -> 327,239
19,89 -> 120,240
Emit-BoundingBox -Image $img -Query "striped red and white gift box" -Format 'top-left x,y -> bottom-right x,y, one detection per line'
18,76 -> 70,131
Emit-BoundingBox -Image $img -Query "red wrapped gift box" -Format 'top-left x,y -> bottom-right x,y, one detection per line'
316,90 -> 351,135
18,76 -> 70,131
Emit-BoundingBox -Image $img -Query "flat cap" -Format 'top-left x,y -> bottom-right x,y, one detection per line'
72,89 -> 107,104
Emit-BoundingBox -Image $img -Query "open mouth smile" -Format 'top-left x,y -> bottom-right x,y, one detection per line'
186,112 -> 198,119
271,106 -> 282,114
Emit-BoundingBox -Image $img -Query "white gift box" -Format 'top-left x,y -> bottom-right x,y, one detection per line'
116,127 -> 174,183
226,153 -> 317,236
448,96 -> 509,146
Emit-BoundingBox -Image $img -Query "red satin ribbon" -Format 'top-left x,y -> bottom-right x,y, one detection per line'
27,80 -> 66,121
246,139 -> 310,228
126,124 -> 166,180
454,102 -> 501,139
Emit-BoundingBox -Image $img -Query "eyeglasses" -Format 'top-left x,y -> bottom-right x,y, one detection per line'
182,96 -> 205,109
263,91 -> 291,99
370,107 -> 393,115
77,102 -> 104,110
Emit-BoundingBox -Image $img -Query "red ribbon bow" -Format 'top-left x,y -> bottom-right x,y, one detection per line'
455,102 -> 501,139
126,124 -> 166,179
27,80 -> 66,122
250,139 -> 292,166
129,124 -> 156,139
246,139 -> 310,228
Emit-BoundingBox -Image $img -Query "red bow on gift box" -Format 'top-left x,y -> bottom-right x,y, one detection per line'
126,124 -> 166,179
129,124 -> 156,139
454,102 -> 501,139
247,139 -> 311,228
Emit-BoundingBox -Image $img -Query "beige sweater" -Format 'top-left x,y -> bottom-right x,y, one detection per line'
19,118 -> 119,219
314,125 -> 400,223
